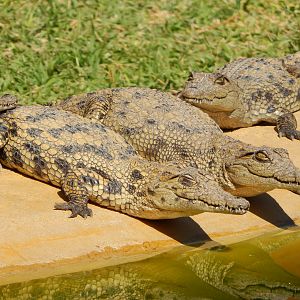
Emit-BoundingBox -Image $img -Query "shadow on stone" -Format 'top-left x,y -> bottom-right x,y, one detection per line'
142,217 -> 213,247
57,191 -> 214,247
248,193 -> 296,228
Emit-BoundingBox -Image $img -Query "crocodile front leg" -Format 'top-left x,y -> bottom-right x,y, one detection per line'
55,90 -> 112,121
277,112 -> 300,140
54,169 -> 93,218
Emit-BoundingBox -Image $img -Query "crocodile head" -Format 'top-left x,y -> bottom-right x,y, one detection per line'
225,145 -> 300,197
0,94 -> 18,112
143,163 -> 249,219
282,51 -> 300,78
178,72 -> 241,113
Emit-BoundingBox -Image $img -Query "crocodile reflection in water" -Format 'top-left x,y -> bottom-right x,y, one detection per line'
187,229 -> 300,300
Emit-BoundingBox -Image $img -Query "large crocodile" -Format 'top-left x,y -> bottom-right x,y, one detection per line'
0,95 -> 250,218
54,87 -> 300,197
179,52 -> 300,140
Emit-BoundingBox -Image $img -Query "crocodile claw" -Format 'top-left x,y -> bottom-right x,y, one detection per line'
54,202 -> 93,218
278,128 -> 300,140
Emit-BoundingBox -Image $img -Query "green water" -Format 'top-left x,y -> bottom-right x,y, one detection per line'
1,228 -> 300,300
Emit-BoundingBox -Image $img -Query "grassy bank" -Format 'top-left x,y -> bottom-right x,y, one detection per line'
0,0 -> 299,104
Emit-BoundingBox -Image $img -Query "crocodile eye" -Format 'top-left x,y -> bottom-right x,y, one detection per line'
214,74 -> 229,85
254,150 -> 270,162
179,174 -> 196,187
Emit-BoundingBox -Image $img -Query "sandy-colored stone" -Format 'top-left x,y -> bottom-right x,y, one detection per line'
0,112 -> 299,285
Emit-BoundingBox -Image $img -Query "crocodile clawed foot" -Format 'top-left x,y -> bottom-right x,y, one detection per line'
54,202 -> 93,218
277,113 -> 300,140
278,128 -> 300,140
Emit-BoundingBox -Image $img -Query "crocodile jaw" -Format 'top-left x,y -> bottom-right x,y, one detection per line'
149,188 -> 250,216
227,166 -> 300,197
178,71 -> 241,113
0,94 -> 18,112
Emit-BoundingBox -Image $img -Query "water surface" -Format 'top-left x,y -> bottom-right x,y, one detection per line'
1,228 -> 300,299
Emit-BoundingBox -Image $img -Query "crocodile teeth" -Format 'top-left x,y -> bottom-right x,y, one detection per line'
185,97 -> 213,103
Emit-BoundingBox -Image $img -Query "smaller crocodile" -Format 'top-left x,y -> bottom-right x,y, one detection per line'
179,52 -> 300,140
0,95 -> 249,219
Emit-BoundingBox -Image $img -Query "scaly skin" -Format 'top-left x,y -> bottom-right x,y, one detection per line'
54,87 -> 300,197
179,52 -> 300,140
0,95 -> 250,218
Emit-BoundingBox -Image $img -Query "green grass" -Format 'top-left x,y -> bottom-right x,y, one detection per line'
0,0 -> 299,104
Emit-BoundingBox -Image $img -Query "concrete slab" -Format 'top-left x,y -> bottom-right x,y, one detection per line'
0,112 -> 299,285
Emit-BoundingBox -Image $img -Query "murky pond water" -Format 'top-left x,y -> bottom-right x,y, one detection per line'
1,228 -> 300,300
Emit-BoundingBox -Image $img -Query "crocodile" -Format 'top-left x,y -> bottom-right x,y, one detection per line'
54,87 -> 300,197
179,52 -> 300,140
0,95 -> 250,219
